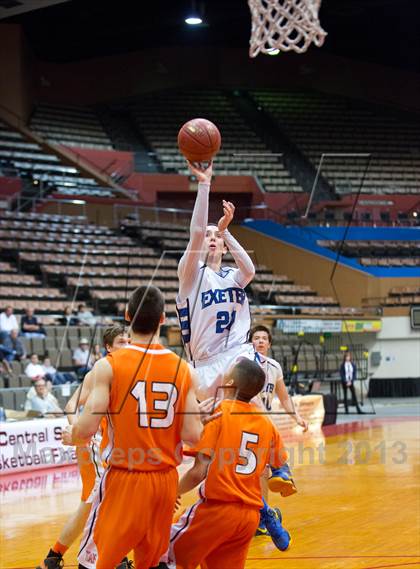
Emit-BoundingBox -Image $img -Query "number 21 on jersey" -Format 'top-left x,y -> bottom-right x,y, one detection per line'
216,310 -> 236,334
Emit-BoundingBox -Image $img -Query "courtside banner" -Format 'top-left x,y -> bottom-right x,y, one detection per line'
271,395 -> 325,432
0,418 -> 76,474
0,465 -> 80,504
276,319 -> 342,334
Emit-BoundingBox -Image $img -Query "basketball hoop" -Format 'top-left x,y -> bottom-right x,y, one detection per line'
248,0 -> 327,57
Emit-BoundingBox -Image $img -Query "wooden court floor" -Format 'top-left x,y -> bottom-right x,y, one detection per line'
1,417 -> 419,569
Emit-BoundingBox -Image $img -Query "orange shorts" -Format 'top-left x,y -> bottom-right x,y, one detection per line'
166,498 -> 259,569
77,443 -> 103,503
78,466 -> 178,569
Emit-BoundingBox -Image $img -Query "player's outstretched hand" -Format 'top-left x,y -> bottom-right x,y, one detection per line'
61,425 -> 74,446
187,160 -> 213,184
218,200 -> 235,232
199,397 -> 222,425
296,415 -> 309,432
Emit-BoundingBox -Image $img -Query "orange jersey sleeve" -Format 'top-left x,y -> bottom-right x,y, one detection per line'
105,343 -> 192,472
195,399 -> 288,508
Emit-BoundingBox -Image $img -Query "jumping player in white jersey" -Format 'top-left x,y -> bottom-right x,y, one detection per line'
251,324 -> 308,537
176,161 -> 255,402
176,161 -> 296,550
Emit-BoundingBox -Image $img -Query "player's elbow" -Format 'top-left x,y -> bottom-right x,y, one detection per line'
182,421 -> 203,446
248,265 -> 256,280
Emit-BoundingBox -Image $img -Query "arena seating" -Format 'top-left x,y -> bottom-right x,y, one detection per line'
120,216 -> 356,315
250,89 -> 420,195
317,238 -> 420,267
318,239 -> 420,258
129,90 -> 303,193
384,286 -> 420,306
0,213 -> 368,411
0,120 -> 112,198
30,103 -> 113,150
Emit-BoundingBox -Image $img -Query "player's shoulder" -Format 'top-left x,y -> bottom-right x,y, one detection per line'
265,355 -> 282,371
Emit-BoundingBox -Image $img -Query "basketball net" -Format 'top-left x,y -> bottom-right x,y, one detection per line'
248,0 -> 327,57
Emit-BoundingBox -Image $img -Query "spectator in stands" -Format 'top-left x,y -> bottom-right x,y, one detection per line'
339,352 -> 364,414
0,329 -> 26,362
24,353 -> 46,381
59,306 -> 78,326
73,338 -> 95,379
0,306 -> 18,334
77,304 -> 96,327
24,378 -> 62,416
20,308 -> 46,338
0,350 -> 12,375
42,356 -> 76,386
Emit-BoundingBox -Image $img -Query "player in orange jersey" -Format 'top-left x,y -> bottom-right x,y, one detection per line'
36,325 -> 129,569
160,358 -> 289,569
62,285 -> 205,569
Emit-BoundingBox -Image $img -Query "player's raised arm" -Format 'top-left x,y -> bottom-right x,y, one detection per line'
218,200 -> 255,287
275,368 -> 308,431
63,358 -> 112,445
178,161 -> 213,301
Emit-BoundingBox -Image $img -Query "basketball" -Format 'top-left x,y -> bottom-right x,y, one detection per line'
177,118 -> 221,162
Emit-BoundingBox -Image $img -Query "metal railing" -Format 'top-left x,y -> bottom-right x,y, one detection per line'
112,202 -> 283,227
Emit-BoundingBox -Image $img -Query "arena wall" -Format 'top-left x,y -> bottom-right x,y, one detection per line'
0,24 -> 33,123
2,24 -> 420,117
370,316 -> 420,380
231,225 -> 420,307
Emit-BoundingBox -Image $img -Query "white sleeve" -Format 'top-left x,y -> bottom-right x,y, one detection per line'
275,360 -> 283,379
220,229 -> 255,288
178,182 -> 210,301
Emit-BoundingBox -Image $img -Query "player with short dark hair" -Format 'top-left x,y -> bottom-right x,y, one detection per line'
161,359 -> 290,568
127,285 -> 164,335
36,324 -> 129,569
62,285 -> 204,569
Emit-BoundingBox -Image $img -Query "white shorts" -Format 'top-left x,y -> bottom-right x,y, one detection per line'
193,343 -> 256,401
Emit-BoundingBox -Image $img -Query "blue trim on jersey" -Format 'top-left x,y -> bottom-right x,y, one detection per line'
216,267 -> 235,278
176,301 -> 191,345
177,307 -> 189,318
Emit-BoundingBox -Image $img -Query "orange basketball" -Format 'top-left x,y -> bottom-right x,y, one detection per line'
177,118 -> 221,162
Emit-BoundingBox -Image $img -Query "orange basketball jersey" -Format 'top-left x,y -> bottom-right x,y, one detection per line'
105,343 -> 192,472
195,399 -> 288,508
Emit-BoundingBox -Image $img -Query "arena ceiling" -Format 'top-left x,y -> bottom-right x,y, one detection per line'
3,0 -> 420,72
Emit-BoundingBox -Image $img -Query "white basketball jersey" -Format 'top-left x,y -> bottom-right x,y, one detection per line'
177,265 -> 251,362
256,353 -> 282,411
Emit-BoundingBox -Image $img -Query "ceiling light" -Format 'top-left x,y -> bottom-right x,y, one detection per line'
185,16 -> 202,25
